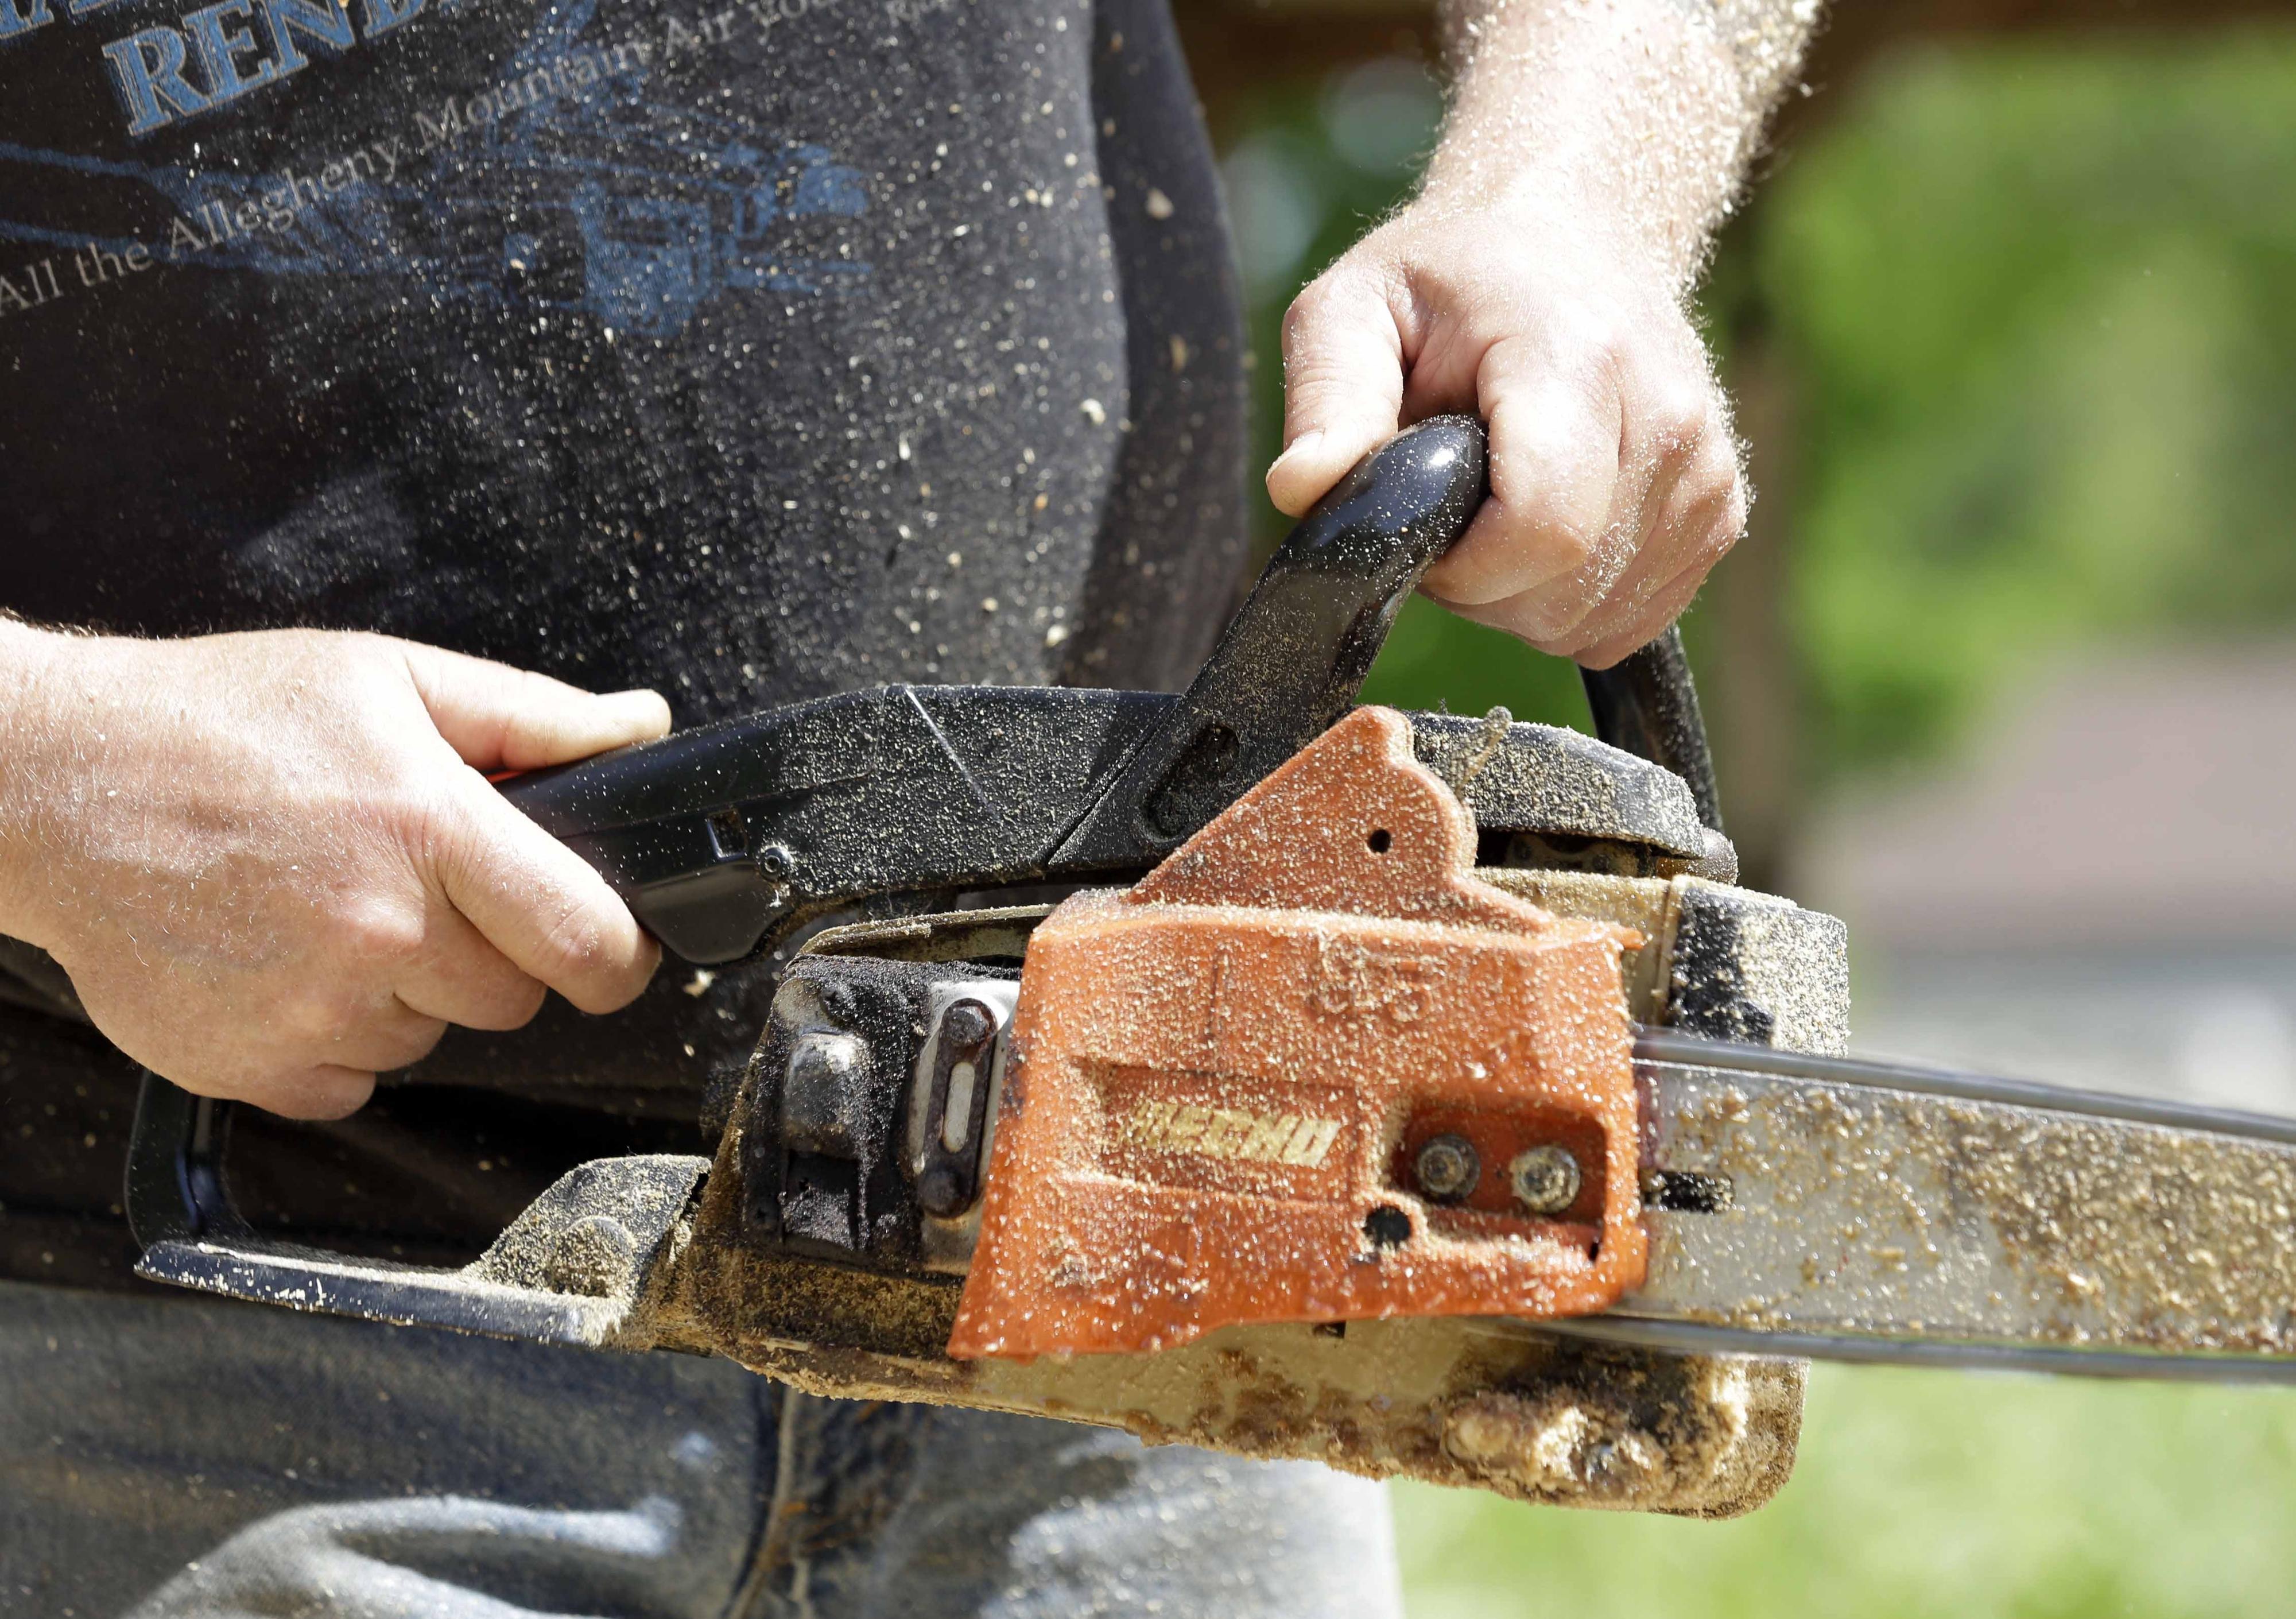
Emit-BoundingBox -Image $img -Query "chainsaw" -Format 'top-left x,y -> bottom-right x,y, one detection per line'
122,417 -> 2296,1520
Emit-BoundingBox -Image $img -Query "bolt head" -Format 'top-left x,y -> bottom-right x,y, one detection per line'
1411,1133 -> 1480,1202
1508,1145 -> 1582,1215
940,1000 -> 995,1049
782,1029 -> 867,1156
917,1164 -> 968,1219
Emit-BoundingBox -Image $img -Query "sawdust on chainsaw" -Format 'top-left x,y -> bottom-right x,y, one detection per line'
668,1176 -> 1806,1523
653,1047 -> 1802,1517
638,710 -> 1811,1519
949,709 -> 1647,1358
1649,1076 -> 2296,1354
1439,1339 -> 1804,1516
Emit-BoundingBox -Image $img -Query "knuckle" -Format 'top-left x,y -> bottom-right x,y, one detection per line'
280,980 -> 359,1044
1683,465 -> 1748,556
205,1063 -> 285,1110
1659,444 -> 1743,536
1525,626 -> 1589,662
336,894 -> 428,967
1281,283 -> 1333,344
493,974 -> 550,1028
1642,385 -> 1716,461
1508,590 -> 1596,650
1282,270 -> 1372,349
1533,511 -> 1604,578
289,1068 -> 377,1121
390,1017 -> 451,1068
1711,488 -> 1749,556
1568,311 -> 1630,380
1696,426 -> 1743,484
465,967 -> 549,1031
1564,614 -> 1630,662
531,901 -> 627,1000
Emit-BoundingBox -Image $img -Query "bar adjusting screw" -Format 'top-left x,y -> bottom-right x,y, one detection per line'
1411,1133 -> 1480,1202
1508,1145 -> 1582,1215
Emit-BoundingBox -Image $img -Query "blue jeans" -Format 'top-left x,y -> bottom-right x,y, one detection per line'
0,1281 -> 1401,1618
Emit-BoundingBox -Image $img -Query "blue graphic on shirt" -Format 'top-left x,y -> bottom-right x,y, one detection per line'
0,0 -> 871,335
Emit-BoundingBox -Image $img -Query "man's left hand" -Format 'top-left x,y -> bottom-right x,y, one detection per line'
1266,199 -> 1747,671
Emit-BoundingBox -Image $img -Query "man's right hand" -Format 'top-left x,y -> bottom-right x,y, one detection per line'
0,624 -> 672,1120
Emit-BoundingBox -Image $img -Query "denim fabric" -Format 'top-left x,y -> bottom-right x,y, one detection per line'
0,1282 -> 1402,1618
746,1396 -> 1402,1619
0,1281 -> 775,1618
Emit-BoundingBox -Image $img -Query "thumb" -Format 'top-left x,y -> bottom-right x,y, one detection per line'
1266,273 -> 1407,518
397,641 -> 673,772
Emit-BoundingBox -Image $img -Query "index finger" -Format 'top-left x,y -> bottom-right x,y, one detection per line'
397,641 -> 673,773
426,777 -> 661,1015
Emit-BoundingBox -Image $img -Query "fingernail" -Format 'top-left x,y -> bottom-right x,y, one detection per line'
604,690 -> 672,729
1274,429 -> 1325,470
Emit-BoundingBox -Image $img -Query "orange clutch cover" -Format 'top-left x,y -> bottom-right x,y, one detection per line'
948,707 -> 1648,1360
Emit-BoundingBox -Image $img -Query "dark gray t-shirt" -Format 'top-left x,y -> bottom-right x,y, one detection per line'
0,0 -> 1244,694
0,0 -> 1247,1281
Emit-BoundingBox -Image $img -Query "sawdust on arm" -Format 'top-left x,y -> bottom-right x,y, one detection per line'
1426,0 -> 1822,290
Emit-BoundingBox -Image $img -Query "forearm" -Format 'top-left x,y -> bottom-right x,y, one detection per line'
0,615 -> 73,950
1425,0 -> 1819,288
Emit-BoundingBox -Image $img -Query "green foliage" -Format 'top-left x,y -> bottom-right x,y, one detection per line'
1770,33 -> 2296,771
1394,1363 -> 2296,1619
1354,595 -> 1592,730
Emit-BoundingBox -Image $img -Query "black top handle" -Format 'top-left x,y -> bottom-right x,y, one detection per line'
1050,414 -> 1493,867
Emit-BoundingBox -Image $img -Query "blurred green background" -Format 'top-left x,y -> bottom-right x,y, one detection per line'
1203,19 -> 2296,880
1393,1366 -> 2296,1619
1180,10 -> 2296,1614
